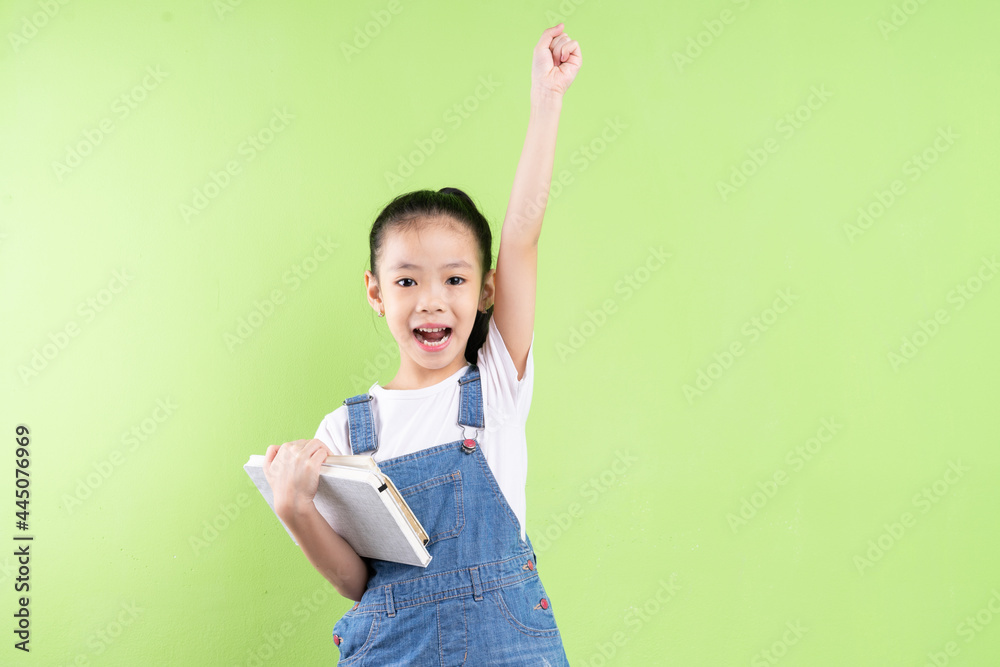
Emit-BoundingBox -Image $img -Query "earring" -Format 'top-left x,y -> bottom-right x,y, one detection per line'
378,306 -> 384,317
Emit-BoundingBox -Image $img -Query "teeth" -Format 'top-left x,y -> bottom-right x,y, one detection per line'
416,327 -> 447,332
415,329 -> 451,347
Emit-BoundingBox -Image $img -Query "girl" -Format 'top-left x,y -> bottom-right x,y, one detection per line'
263,23 -> 581,665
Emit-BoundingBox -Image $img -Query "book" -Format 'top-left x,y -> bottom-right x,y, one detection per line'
243,453 -> 432,568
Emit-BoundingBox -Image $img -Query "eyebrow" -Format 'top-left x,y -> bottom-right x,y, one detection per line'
389,260 -> 474,271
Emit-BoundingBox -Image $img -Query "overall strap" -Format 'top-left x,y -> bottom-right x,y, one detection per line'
341,364 -> 484,456
458,364 -> 485,429
343,394 -> 378,455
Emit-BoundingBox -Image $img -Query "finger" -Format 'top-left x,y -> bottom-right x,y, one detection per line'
561,39 -> 579,63
563,40 -> 581,68
263,445 -> 282,475
284,439 -> 309,458
310,445 -> 330,468
536,23 -> 565,52
298,440 -> 327,469
550,33 -> 570,49
301,438 -> 326,457
555,36 -> 572,62
309,438 -> 333,457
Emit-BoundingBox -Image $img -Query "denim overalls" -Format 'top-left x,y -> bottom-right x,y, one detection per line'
331,364 -> 569,666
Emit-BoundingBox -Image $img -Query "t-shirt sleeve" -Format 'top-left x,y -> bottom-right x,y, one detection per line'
313,407 -> 351,456
477,315 -> 534,426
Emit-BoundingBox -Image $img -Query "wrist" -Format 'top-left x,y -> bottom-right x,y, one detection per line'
276,497 -> 318,525
530,86 -> 564,110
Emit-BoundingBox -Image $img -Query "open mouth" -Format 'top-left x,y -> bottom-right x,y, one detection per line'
413,327 -> 452,348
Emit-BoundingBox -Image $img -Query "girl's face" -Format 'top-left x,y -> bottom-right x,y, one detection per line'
365,216 -> 494,386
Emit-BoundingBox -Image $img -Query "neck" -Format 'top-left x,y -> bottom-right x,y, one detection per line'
383,357 -> 468,390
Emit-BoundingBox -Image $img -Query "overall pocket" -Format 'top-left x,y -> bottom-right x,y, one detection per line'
489,574 -> 562,638
398,470 -> 465,545
332,611 -> 380,665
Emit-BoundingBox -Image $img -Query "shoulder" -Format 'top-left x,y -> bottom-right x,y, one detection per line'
315,381 -> 382,455
478,315 -> 534,381
475,315 -> 535,420
313,404 -> 352,456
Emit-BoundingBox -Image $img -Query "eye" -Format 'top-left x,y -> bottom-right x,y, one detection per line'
395,278 -> 415,287
447,277 -> 465,285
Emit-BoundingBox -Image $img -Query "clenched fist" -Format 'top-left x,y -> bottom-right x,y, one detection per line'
532,23 -> 582,98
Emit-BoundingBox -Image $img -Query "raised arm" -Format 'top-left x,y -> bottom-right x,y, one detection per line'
493,23 -> 582,380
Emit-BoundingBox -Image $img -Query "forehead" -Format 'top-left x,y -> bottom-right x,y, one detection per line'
381,217 -> 479,270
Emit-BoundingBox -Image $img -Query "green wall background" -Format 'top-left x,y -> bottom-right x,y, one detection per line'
2,0 -> 998,665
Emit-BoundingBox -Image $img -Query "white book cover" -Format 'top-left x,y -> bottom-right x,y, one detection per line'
244,455 -> 431,567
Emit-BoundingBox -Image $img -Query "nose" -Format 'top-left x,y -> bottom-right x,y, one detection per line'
416,282 -> 446,313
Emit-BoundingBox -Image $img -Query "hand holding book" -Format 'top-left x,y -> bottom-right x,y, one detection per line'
262,438 -> 333,520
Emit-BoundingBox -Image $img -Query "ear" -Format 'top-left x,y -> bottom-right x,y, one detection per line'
364,270 -> 382,311
480,269 -> 496,310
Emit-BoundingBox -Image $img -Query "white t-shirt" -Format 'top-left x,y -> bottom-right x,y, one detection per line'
314,316 -> 534,542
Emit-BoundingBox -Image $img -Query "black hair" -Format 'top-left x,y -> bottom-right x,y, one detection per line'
368,187 -> 494,365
